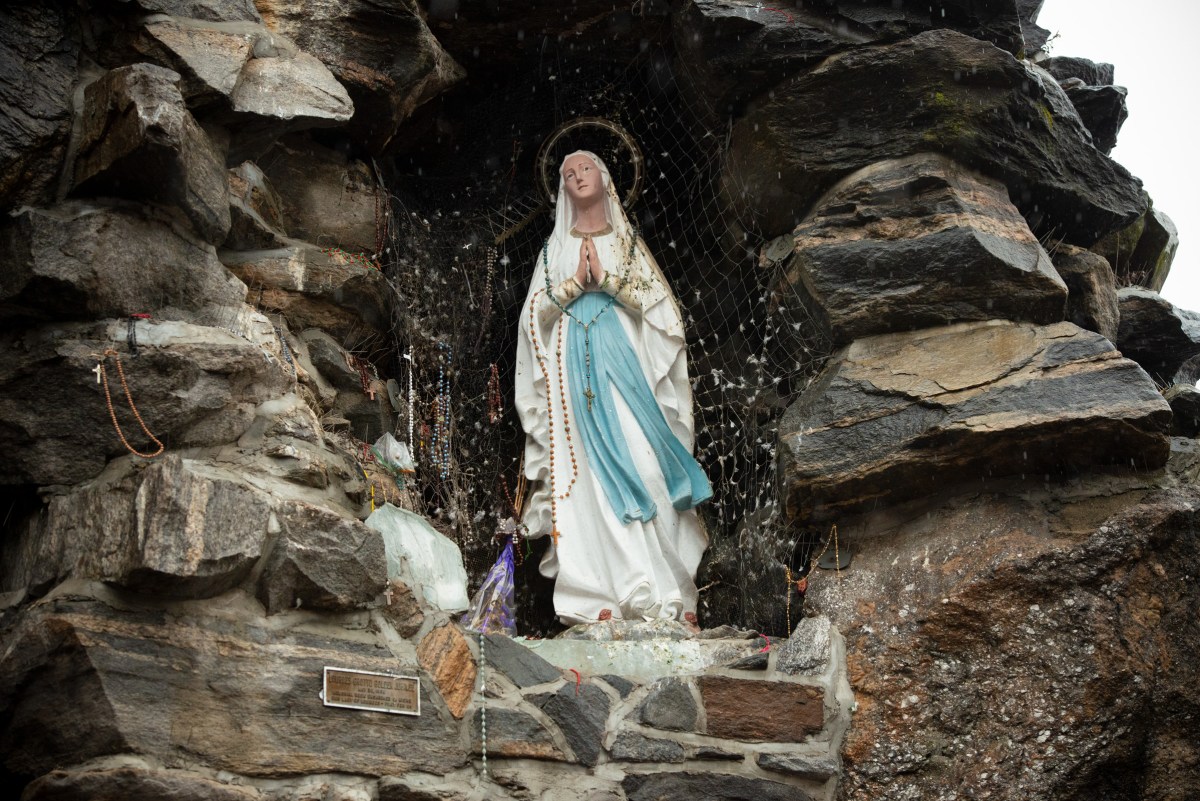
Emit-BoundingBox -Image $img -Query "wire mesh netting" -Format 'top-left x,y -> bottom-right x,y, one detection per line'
373,37 -> 834,635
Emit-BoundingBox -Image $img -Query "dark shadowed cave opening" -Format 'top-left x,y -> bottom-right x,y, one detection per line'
344,10 -> 832,636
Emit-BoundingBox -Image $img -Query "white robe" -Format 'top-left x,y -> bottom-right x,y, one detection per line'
515,219 -> 708,625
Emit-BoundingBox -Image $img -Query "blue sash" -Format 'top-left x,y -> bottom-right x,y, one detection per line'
565,292 -> 712,523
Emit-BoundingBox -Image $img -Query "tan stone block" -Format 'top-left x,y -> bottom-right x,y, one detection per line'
417,624 -> 476,719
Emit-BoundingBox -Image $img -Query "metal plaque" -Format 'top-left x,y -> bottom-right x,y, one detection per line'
321,667 -> 421,716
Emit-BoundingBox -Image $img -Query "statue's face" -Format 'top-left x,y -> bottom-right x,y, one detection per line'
561,155 -> 603,205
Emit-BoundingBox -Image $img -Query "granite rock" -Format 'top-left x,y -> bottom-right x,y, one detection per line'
776,616 -> 832,676
257,136 -> 382,256
609,731 -> 685,763
256,0 -> 463,154
0,454 -> 271,598
779,321 -> 1171,522
225,161 -> 289,250
71,64 -> 231,245
221,243 -> 391,342
123,0 -> 262,22
808,486 -> 1200,800
1051,243 -> 1119,343
23,766 -> 264,801
256,499 -> 387,614
0,201 -> 246,326
483,633 -> 562,688
0,318 -> 292,486
623,771 -> 814,801
530,683 -> 610,766
1116,288 -> 1200,385
781,153 -> 1066,346
1061,81 -> 1128,155
637,677 -> 699,733
416,623 -> 476,719
470,707 -> 564,761
1165,384 -> 1200,438
1043,55 -> 1115,87
0,595 -> 467,782
755,751 -> 840,781
0,3 -> 78,211
727,30 -> 1145,244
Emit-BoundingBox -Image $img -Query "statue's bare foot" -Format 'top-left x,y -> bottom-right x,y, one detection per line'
682,611 -> 700,634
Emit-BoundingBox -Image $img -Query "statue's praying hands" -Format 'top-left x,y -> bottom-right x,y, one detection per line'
575,236 -> 606,287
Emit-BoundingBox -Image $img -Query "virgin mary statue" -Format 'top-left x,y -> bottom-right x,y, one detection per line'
515,150 -> 712,626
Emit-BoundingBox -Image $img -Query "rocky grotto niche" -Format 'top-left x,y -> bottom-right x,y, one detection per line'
2,1 -> 1199,800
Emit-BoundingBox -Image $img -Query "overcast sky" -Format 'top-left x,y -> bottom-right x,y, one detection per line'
1036,0 -> 1199,313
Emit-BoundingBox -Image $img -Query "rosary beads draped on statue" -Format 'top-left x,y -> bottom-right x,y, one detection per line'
515,149 -> 712,625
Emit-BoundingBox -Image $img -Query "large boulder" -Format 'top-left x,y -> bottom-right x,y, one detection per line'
256,0 -> 463,154
0,318 -> 293,486
779,320 -> 1171,522
257,135 -> 380,256
1091,207 -> 1178,291
673,0 -> 1036,120
133,17 -> 354,158
1051,243 -> 1119,343
1060,81 -> 1128,155
1043,55 -> 1116,87
70,64 -> 231,245
0,591 -> 467,784
122,0 -> 262,22
0,201 -> 246,326
0,455 -> 272,598
781,153 -> 1066,346
1116,287 -> 1200,385
727,29 -> 1146,244
0,3 -> 77,212
808,485 -> 1200,801
225,161 -> 289,250
221,244 -> 391,342
255,499 -> 387,614
1132,208 -> 1179,292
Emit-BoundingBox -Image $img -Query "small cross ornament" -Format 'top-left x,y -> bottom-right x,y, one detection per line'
383,585 -> 394,605
92,362 -> 103,384
584,386 -> 595,411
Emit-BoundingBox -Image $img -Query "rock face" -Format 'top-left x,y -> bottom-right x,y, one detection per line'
675,0 -> 1032,116
0,319 -> 292,486
1052,243 -> 1119,343
1116,288 -> 1200,385
256,0 -> 463,153
0,592 -> 467,780
0,4 -> 77,211
779,320 -> 1171,522
72,64 -> 232,245
0,201 -> 246,325
728,29 -> 1145,243
1,0 -> 1197,800
808,485 -> 1200,801
256,499 -> 387,614
1,455 -> 272,597
221,244 -> 391,341
782,153 -> 1066,345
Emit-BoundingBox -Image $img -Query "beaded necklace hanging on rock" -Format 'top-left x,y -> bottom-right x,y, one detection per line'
429,343 -> 452,480
94,347 -> 164,459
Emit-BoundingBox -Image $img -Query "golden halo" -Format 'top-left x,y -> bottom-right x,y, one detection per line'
536,117 -> 644,209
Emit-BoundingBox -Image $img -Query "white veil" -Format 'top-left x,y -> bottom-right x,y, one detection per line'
515,150 -> 698,540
